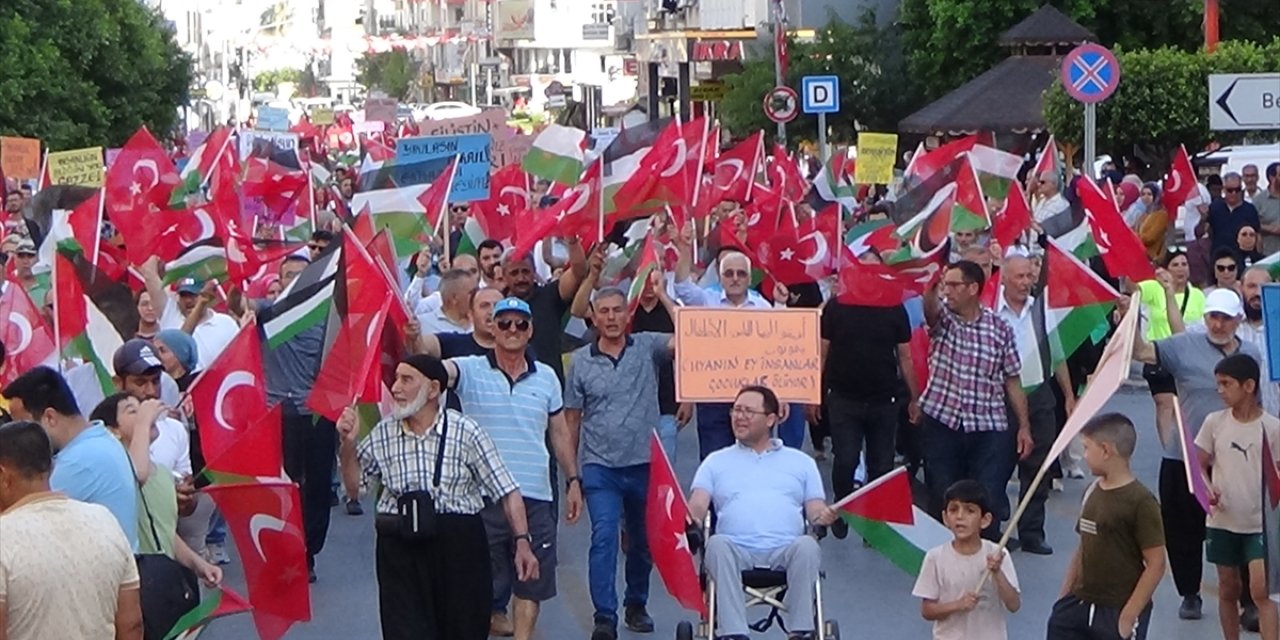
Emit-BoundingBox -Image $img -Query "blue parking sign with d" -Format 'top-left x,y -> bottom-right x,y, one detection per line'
801,76 -> 840,114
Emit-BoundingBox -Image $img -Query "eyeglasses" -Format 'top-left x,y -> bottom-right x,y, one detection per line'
307,244 -> 323,252
1225,187 -> 1243,193
450,206 -> 469,213
1216,263 -> 1238,272
729,406 -> 771,418
721,269 -> 750,280
496,318 -> 531,332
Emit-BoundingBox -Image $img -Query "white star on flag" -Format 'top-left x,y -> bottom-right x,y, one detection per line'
497,203 -> 511,216
779,247 -> 795,261
130,182 -> 142,196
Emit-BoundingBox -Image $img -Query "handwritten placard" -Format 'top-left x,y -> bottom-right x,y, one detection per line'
855,132 -> 898,185
674,307 -> 821,404
311,106 -> 335,125
0,137 -> 41,179
46,147 -> 104,187
396,133 -> 492,202
364,98 -> 398,124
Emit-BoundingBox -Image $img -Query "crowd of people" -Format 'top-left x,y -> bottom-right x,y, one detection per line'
1,130 -> 1279,640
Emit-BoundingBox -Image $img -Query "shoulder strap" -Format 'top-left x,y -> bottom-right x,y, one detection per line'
131,465 -> 166,552
433,400 -> 449,489
1179,288 -> 1191,315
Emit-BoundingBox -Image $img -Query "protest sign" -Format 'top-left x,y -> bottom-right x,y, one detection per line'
0,137 -> 41,179
396,133 -> 492,202
417,109 -> 507,137
855,133 -> 898,185
238,131 -> 299,161
364,98 -> 398,124
674,307 -> 821,404
496,0 -> 535,40
46,147 -> 104,187
1263,284 -> 1280,381
311,107 -> 335,125
353,120 -> 386,135
258,106 -> 291,132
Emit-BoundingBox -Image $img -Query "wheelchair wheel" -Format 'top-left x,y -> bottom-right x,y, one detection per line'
824,619 -> 840,640
675,621 -> 694,640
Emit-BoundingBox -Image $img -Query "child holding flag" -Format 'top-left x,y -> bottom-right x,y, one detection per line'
1195,353 -> 1280,640
912,480 -> 1020,640
1047,413 -> 1165,640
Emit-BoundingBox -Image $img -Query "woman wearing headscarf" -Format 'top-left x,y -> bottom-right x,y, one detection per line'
1135,182 -> 1170,260
155,329 -> 199,391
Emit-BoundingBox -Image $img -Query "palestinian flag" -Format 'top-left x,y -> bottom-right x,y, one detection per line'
968,144 -> 1023,199
626,229 -> 661,314
949,156 -> 988,232
52,247 -> 136,395
599,118 -> 671,214
522,124 -> 588,186
162,585 -> 252,640
846,504 -> 952,576
162,238 -> 228,285
258,242 -> 341,349
1033,134 -> 1065,186
1043,235 -> 1119,374
169,127 -> 232,207
349,184 -> 436,259
810,148 -> 857,215
835,467 -> 915,524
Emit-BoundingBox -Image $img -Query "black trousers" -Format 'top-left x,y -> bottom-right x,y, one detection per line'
282,412 -> 338,567
1013,384 -> 1058,545
1159,458 -> 1204,597
827,391 -> 898,498
376,514 -> 492,640
1046,594 -> 1153,640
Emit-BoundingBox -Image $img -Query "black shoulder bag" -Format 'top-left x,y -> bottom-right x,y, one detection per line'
394,409 -> 450,541
133,470 -> 200,640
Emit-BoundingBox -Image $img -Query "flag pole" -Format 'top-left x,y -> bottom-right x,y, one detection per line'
829,466 -> 907,511
597,155 -> 605,245
36,148 -> 49,193
198,127 -> 236,192
434,156 -> 459,261
50,248 -> 64,375
90,187 -> 105,266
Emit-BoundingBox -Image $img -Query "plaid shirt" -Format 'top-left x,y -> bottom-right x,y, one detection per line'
356,408 -> 519,516
920,306 -> 1022,433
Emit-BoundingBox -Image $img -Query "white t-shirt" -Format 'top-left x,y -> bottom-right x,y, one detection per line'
1194,409 -> 1280,533
912,539 -> 1020,640
0,494 -> 140,640
150,416 -> 192,477
159,298 -> 240,369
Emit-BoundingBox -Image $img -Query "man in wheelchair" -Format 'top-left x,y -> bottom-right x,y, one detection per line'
686,385 -> 839,640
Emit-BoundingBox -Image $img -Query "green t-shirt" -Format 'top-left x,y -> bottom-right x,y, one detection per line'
1137,280 -> 1204,341
135,464 -> 178,558
1073,479 -> 1165,609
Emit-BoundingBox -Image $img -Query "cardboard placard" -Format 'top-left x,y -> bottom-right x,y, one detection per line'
395,133 -> 492,202
311,107 -> 335,126
46,147 -> 104,187
855,132 -> 898,185
364,98 -> 399,124
0,137 -> 41,179
257,106 -> 291,132
674,307 -> 822,404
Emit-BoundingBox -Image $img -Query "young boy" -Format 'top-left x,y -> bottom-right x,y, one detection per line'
1195,353 -> 1280,640
1048,413 -> 1166,640
912,480 -> 1021,639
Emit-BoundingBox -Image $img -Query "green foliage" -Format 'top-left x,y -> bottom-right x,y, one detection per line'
253,68 -> 303,94
0,0 -> 193,150
902,0 -> 1278,101
356,51 -> 420,101
718,13 -> 924,146
1042,38 -> 1280,165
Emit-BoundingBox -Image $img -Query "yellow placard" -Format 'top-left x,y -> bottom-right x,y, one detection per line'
46,147 -> 104,187
0,137 -> 41,179
674,307 -> 822,405
311,107 -> 334,126
855,132 -> 898,185
690,82 -> 728,102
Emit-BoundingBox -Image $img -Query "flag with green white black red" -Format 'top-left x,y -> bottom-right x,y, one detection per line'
258,241 -> 341,349
949,155 -> 989,232
349,184 -> 436,260
162,238 -> 228,285
839,468 -> 951,576
522,124 -> 588,186
52,247 -> 135,396
161,585 -> 252,640
169,127 -> 233,208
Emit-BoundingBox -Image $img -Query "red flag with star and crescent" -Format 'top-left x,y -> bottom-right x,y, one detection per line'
188,322 -> 268,467
471,164 -> 528,245
1077,178 -> 1156,283
0,281 -> 57,386
205,481 -> 311,640
1162,145 -> 1197,216
646,432 -> 707,616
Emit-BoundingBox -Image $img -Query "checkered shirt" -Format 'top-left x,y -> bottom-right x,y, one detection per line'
919,306 -> 1022,433
356,407 -> 519,516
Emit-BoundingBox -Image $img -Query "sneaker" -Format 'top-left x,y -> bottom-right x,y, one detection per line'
1051,478 -> 1064,492
624,605 -> 655,633
489,612 -> 514,637
308,567 -> 317,584
345,499 -> 364,516
329,491 -> 339,507
1066,467 -> 1086,479
591,618 -> 617,640
1178,594 -> 1202,620
207,543 -> 232,566
1020,540 -> 1054,555
1242,602 -> 1260,632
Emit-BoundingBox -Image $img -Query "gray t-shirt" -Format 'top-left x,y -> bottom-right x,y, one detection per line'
1255,191 -> 1280,256
1155,332 -> 1262,460
564,332 -> 671,468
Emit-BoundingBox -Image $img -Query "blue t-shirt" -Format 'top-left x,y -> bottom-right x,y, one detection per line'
692,440 -> 825,552
50,422 -> 140,550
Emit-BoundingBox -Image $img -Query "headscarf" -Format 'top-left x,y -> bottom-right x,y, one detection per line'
156,329 -> 198,374
1117,181 -> 1140,211
247,273 -> 280,300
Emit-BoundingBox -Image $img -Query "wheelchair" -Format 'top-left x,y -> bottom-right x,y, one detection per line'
674,516 -> 841,640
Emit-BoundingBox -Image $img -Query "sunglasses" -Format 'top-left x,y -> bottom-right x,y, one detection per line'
496,318 -> 530,332
1168,246 -> 1187,254
1216,263 -> 1238,272
450,206 -> 469,213
307,244 -> 323,251
721,269 -> 750,280
1225,187 -> 1243,193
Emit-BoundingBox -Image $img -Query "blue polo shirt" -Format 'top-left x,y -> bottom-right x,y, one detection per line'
50,421 -> 140,550
692,439 -> 825,552
451,352 -> 564,501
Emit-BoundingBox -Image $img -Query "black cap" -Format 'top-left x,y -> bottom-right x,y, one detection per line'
401,354 -> 449,385
112,339 -> 164,376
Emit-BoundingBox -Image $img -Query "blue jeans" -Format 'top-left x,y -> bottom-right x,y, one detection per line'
206,509 -> 227,545
582,463 -> 651,622
697,403 -> 805,460
920,414 -> 1015,540
658,414 -> 678,464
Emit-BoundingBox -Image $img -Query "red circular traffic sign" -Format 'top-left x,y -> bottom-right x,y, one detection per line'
764,86 -> 798,123
1061,43 -> 1120,104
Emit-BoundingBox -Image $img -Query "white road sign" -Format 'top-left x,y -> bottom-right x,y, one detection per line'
1209,73 -> 1280,130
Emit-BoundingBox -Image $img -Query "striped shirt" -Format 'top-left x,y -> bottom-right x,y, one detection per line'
920,307 -> 1021,433
356,408 -> 519,516
451,352 -> 564,501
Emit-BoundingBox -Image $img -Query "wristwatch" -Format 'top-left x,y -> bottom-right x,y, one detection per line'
565,476 -> 582,490
513,533 -> 533,545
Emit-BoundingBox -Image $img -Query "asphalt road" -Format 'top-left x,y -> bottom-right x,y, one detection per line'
203,387 -> 1230,639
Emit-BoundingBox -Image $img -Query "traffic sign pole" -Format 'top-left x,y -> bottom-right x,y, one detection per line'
800,75 -> 840,162
773,0 -> 786,144
817,113 -> 828,162
1084,103 -> 1096,180
1061,43 -> 1120,180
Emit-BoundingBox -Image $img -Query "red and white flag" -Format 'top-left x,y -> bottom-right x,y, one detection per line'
1162,145 -> 1197,215
646,432 -> 706,616
0,282 -> 56,386
188,323 -> 267,466
834,466 -> 915,525
1077,178 -> 1156,283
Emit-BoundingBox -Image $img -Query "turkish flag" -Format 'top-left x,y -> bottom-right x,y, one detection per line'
711,131 -> 763,204
613,117 -> 708,216
0,281 -> 56,386
835,466 -> 914,525
836,241 -> 948,308
646,433 -> 707,616
991,181 -> 1033,248
755,210 -> 839,285
205,481 -> 311,640
1162,145 -> 1197,215
242,157 -> 307,219
472,164 -> 528,244
189,323 -> 267,465
1077,178 -> 1156,283
104,127 -> 181,260
204,404 -> 283,479
416,156 -> 459,232
768,144 -> 808,202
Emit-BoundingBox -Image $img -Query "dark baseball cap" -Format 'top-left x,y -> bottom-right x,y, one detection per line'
176,278 -> 203,295
112,339 -> 165,376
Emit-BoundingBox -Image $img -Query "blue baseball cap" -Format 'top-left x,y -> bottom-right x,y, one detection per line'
492,297 -> 532,319
176,278 -> 204,295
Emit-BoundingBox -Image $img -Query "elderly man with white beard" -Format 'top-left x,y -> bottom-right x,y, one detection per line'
337,354 -> 538,640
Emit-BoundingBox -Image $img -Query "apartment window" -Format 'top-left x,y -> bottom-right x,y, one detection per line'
590,1 -> 615,24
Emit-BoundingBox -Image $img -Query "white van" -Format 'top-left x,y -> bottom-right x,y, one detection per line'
1199,143 -> 1280,189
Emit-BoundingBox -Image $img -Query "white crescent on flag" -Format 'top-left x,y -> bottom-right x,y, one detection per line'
660,138 -> 689,179
6,312 -> 33,356
799,231 -> 829,267
214,370 -> 256,431
249,513 -> 288,561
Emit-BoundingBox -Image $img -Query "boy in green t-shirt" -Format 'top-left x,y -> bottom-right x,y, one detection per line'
1047,413 -> 1166,640
1196,353 -> 1280,640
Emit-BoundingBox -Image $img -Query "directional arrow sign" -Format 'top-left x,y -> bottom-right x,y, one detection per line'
1209,73 -> 1280,131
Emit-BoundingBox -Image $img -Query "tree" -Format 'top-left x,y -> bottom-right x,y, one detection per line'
1042,38 -> 1280,170
901,0 -> 1276,101
253,68 -> 303,94
356,50 -> 420,101
719,13 -> 924,146
0,0 -> 193,150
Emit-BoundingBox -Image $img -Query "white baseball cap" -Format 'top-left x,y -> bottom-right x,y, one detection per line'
1203,288 -> 1244,318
